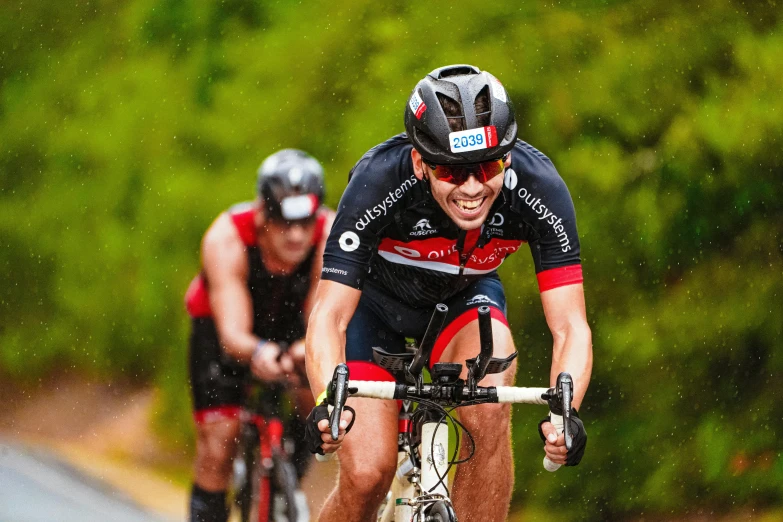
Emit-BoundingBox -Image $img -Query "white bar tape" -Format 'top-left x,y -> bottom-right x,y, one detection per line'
349,380 -> 397,400
495,386 -> 550,404
543,412 -> 564,472
315,452 -> 335,462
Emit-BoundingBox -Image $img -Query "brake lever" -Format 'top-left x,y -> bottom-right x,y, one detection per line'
557,372 -> 574,451
329,364 -> 350,441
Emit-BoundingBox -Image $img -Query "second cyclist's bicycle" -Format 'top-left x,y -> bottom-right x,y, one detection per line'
229,350 -> 311,522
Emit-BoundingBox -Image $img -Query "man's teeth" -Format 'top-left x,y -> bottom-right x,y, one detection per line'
455,199 -> 482,211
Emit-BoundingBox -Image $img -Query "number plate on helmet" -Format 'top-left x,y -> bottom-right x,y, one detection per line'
448,126 -> 499,153
409,90 -> 427,120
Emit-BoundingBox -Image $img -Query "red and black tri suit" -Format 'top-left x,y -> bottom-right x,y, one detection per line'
185,203 -> 328,423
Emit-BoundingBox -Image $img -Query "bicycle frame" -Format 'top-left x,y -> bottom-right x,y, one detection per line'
378,404 -> 451,521
235,382 -> 308,522
244,411 -> 284,522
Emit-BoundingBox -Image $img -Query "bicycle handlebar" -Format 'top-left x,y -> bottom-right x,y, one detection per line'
321,302 -> 575,472
345,380 -> 550,405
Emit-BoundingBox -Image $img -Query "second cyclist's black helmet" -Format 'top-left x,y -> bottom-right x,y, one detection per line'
404,64 -> 517,165
257,149 -> 325,221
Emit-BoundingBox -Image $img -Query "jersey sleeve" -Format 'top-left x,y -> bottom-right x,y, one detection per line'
322,153 -> 416,289
512,144 -> 583,292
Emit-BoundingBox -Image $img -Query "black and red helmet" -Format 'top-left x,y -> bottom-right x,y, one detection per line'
404,64 -> 517,165
256,149 -> 324,221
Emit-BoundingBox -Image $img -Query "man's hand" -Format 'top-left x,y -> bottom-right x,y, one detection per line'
538,409 -> 587,466
250,342 -> 294,382
288,339 -> 307,371
305,404 -> 355,455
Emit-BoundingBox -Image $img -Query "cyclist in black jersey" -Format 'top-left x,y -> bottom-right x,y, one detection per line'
305,65 -> 592,522
185,149 -> 334,522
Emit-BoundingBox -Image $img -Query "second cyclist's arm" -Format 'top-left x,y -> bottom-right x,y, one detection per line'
540,283 -> 592,409
305,279 -> 361,400
202,213 -> 258,363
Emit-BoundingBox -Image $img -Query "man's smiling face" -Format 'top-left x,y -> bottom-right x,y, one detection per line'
411,149 -> 508,230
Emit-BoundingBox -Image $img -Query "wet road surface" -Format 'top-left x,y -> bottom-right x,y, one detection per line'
0,441 -> 169,522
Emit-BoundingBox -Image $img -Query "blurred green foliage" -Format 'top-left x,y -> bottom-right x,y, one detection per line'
1,0 -> 781,519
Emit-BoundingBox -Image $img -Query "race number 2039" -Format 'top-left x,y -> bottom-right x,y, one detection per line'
448,126 -> 499,153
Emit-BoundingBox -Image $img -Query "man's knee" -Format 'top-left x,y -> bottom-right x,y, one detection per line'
338,457 -> 396,500
460,403 -> 512,441
195,422 -> 240,477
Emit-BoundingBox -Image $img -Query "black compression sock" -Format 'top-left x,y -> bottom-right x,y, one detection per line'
190,484 -> 229,522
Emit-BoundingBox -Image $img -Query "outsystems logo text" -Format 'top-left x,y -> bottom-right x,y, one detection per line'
355,175 -> 418,231
517,187 -> 572,253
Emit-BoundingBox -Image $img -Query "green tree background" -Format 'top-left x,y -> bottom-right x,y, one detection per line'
1,0 -> 781,519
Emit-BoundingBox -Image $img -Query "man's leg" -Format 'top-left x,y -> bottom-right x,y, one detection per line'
435,312 -> 518,522
191,417 -> 241,522
316,289 -> 411,521
318,396 -> 399,522
188,318 -> 243,522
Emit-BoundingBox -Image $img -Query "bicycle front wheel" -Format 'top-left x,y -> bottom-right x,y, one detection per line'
271,451 -> 308,522
424,500 -> 457,522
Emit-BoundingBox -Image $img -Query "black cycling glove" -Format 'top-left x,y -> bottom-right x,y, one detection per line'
538,408 -> 587,466
304,403 -> 331,455
304,401 -> 357,455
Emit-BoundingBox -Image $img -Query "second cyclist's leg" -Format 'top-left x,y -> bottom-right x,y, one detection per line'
192,417 -> 241,522
189,317 -> 243,522
317,394 -> 399,522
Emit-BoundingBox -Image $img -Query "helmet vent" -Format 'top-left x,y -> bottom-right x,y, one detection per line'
436,65 -> 480,79
436,93 -> 466,132
474,86 -> 491,127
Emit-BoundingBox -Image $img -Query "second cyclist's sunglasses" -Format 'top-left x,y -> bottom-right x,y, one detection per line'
426,156 -> 507,186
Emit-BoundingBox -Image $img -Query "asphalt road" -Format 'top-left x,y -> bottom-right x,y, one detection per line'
0,442 -> 169,522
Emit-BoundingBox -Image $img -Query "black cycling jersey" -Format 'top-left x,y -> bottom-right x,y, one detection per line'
321,134 -> 583,308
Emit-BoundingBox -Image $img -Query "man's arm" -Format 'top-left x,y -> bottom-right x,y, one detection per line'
540,283 -> 592,408
202,214 -> 288,380
305,279 -> 362,400
202,213 -> 257,362
538,282 -> 591,467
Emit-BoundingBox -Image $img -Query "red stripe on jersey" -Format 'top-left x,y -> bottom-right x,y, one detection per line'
537,265 -> 583,292
463,228 -> 481,253
185,275 -> 212,318
193,405 -> 241,424
377,237 -> 522,274
429,307 -> 508,367
230,207 -> 257,246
